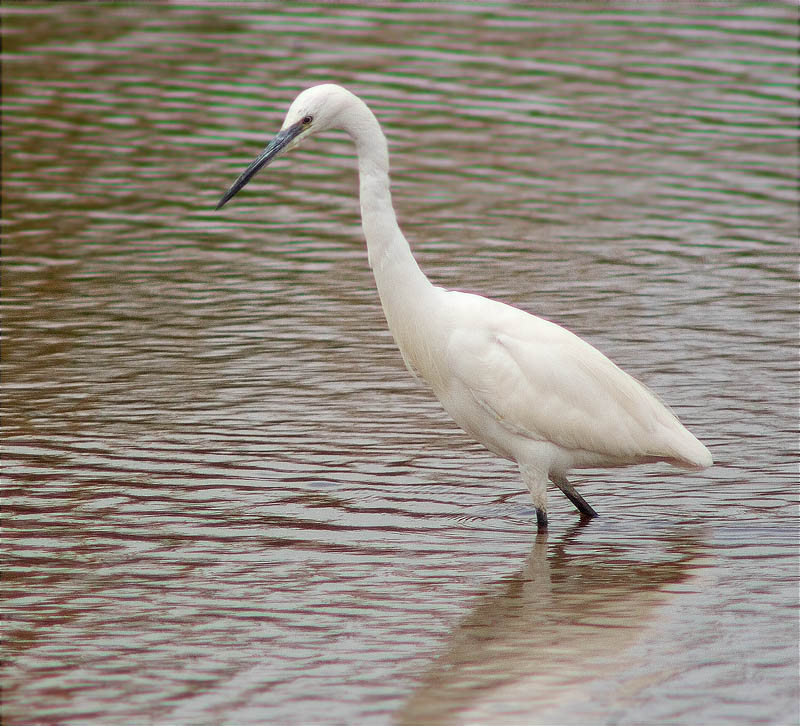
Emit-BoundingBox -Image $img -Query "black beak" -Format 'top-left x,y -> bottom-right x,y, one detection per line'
216,120 -> 305,210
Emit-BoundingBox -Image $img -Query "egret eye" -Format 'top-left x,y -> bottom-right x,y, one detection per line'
302,115 -> 313,125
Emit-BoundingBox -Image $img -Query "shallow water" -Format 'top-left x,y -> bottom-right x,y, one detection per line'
2,3 -> 798,725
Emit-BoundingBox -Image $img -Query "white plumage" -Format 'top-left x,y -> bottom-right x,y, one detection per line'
217,83 -> 712,529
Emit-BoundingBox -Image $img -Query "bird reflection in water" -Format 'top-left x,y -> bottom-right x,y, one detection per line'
397,525 -> 708,724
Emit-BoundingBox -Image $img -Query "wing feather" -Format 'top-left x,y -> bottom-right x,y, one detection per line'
443,291 -> 687,461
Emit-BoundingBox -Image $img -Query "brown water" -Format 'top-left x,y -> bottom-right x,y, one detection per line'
2,3 -> 798,725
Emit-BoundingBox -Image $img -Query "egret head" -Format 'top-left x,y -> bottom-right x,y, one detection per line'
215,84 -> 354,210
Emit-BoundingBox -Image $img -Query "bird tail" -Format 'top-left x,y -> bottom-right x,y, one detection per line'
664,425 -> 713,469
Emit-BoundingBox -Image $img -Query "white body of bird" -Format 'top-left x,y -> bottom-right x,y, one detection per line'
217,83 -> 712,529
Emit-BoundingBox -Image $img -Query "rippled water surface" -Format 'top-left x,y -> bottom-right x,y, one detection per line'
3,3 -> 798,724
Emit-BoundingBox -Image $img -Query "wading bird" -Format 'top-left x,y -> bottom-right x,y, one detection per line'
216,84 -> 712,530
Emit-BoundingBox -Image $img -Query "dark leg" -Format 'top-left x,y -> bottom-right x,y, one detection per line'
550,473 -> 599,519
536,507 -> 548,530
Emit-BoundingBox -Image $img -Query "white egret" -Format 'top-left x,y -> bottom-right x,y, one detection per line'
216,84 -> 712,529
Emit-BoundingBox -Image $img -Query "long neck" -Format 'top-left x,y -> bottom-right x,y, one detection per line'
342,97 -> 432,296
339,95 -> 444,383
